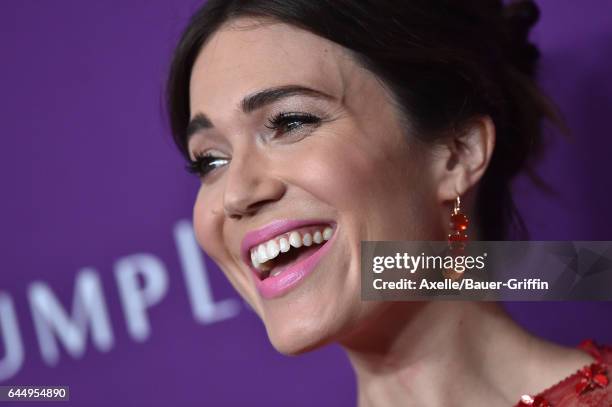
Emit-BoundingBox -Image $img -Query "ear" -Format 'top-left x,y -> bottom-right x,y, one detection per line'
432,116 -> 496,202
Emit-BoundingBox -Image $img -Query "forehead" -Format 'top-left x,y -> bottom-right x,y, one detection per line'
189,17 -> 354,113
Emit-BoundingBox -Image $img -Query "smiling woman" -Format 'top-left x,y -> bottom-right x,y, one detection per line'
165,1 -> 611,406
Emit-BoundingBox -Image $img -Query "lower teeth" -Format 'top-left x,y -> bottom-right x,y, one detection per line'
263,244 -> 322,279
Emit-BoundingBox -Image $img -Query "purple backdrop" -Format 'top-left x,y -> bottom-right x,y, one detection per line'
1,1 -> 611,406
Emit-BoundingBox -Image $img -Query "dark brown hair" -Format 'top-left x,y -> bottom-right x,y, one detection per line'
167,0 -> 560,240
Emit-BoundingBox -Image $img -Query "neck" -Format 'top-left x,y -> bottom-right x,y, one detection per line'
339,301 -> 584,407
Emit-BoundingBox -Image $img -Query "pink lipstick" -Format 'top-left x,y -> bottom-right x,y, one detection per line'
241,219 -> 337,299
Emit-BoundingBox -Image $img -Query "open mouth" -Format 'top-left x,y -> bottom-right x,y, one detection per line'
248,224 -> 334,280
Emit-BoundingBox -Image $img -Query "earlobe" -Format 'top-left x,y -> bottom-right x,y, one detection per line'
435,115 -> 496,202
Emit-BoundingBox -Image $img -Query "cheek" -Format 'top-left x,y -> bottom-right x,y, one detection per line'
285,135 -> 405,213
287,137 -> 380,210
283,133 -> 437,240
192,186 -> 262,312
192,187 -> 225,260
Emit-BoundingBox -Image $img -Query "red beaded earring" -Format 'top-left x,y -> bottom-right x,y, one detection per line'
448,196 -> 469,249
443,196 -> 469,280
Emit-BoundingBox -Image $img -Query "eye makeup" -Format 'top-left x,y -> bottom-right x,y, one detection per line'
186,152 -> 229,179
185,109 -> 327,179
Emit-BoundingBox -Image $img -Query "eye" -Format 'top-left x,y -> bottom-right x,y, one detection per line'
186,151 -> 229,179
264,112 -> 322,138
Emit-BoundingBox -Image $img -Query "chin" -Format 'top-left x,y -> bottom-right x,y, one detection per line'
259,298 -> 345,355
241,228 -> 364,354
265,320 -> 335,355
261,292 -> 367,355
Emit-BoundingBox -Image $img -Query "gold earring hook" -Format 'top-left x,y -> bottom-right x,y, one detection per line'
453,196 -> 461,215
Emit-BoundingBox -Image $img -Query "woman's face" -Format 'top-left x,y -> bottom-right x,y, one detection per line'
187,18 -> 446,353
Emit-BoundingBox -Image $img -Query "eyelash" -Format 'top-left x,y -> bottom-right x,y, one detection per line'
186,111 -> 322,179
264,111 -> 322,134
186,152 -> 228,179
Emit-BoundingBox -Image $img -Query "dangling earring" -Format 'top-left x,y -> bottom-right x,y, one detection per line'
448,196 -> 468,248
443,196 -> 469,280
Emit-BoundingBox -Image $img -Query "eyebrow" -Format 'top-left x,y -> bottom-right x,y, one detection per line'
185,85 -> 335,141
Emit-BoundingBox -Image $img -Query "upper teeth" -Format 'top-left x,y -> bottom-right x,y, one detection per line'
250,227 -> 333,270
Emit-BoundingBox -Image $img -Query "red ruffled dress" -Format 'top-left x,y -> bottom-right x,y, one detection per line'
515,340 -> 611,407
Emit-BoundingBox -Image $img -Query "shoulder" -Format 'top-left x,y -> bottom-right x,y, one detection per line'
515,339 -> 612,407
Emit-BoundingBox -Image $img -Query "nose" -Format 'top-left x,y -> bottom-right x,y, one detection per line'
222,149 -> 286,219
